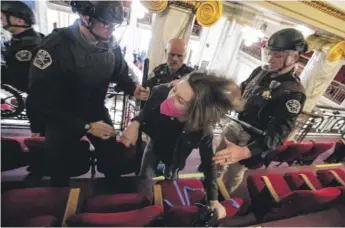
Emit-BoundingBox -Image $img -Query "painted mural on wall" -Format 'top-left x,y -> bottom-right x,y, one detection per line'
239,40 -> 266,61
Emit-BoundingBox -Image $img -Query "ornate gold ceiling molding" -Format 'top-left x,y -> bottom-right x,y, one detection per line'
301,1 -> 345,21
254,1 -> 345,38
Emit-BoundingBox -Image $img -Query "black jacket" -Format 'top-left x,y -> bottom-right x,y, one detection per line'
133,84 -> 218,201
1,28 -> 44,93
238,67 -> 306,165
28,20 -> 137,134
147,63 -> 194,89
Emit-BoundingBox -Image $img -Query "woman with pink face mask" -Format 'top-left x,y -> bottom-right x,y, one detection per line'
119,71 -> 243,219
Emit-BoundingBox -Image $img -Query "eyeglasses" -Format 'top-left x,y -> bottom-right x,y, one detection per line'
94,18 -> 121,28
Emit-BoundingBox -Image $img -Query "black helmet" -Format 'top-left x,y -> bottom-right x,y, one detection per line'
71,1 -> 124,25
266,28 -> 308,53
1,1 -> 36,26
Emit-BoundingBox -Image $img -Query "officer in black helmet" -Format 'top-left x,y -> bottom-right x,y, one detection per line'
213,28 -> 308,194
1,1 -> 44,133
28,1 -> 150,187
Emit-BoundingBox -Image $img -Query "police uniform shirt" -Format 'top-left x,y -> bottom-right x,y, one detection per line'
28,20 -> 137,134
2,28 -> 44,92
146,63 -> 194,89
238,66 -> 306,157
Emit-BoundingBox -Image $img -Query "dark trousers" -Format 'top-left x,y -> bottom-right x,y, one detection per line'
45,117 -> 121,187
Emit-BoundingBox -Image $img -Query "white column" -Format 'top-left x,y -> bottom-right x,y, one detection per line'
300,51 -> 345,112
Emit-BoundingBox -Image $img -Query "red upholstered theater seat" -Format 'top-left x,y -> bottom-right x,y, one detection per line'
1,187 -> 80,227
247,173 -> 341,222
247,141 -> 294,169
81,193 -> 151,213
284,171 -> 324,190
155,178 -> 242,226
268,142 -> 314,166
95,138 -> 146,176
24,137 -> 91,177
1,137 -> 28,171
67,177 -> 159,227
317,168 -> 345,200
66,205 -> 163,227
299,142 -> 335,165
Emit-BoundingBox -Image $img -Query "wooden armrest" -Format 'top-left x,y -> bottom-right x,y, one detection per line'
62,188 -> 80,227
217,177 -> 230,200
261,176 -> 280,203
153,184 -> 163,206
299,174 -> 316,191
329,170 -> 345,186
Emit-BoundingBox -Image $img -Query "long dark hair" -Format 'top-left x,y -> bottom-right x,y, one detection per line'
183,71 -> 243,132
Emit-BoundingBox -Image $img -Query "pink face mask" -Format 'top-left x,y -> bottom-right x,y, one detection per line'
160,97 -> 182,117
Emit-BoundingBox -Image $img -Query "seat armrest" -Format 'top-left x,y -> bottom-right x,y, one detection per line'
299,174 -> 316,191
261,176 -> 280,203
62,188 -> 80,227
153,184 -> 163,206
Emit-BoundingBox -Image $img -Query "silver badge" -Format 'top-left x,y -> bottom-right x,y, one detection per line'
15,50 -> 32,62
33,49 -> 52,70
286,99 -> 301,114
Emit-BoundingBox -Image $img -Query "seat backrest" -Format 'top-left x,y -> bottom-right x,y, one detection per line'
262,174 -> 292,199
284,171 -> 323,190
158,178 -> 205,209
286,142 -> 314,154
2,187 -> 71,222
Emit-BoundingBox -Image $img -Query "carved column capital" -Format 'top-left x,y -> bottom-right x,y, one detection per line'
306,35 -> 345,62
140,0 -> 223,27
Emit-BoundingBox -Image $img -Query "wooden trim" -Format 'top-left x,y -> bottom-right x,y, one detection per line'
61,188 -> 80,227
299,174 -> 317,191
217,178 -> 230,200
153,184 -> 163,206
329,170 -> 345,186
261,176 -> 280,203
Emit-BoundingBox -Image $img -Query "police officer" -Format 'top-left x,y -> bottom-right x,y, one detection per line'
28,1 -> 149,187
1,1 -> 44,134
213,28 -> 307,194
1,1 -> 44,93
147,38 -> 194,89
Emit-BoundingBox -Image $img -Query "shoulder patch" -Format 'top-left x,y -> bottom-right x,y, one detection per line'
15,50 -> 32,62
286,99 -> 301,114
33,49 -> 52,70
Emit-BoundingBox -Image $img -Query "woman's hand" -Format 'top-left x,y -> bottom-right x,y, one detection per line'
210,200 -> 227,220
119,121 -> 140,147
213,138 -> 251,165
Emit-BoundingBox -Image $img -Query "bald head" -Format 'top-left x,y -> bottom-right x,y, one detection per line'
166,38 -> 186,71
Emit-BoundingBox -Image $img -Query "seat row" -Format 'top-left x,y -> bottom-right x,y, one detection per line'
1,136 -> 144,177
2,178 -> 243,227
247,168 -> 345,222
246,140 -> 338,169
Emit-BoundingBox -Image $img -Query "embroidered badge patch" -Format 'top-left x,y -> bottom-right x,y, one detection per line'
262,90 -> 271,99
286,99 -> 301,114
33,49 -> 52,70
15,50 -> 32,62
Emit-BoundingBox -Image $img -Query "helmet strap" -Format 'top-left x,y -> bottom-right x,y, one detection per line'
80,17 -> 109,42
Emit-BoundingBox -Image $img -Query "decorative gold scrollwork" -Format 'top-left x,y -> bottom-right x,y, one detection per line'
328,41 -> 345,61
196,1 -> 223,27
140,0 -> 223,27
140,0 -> 168,13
